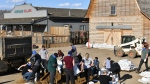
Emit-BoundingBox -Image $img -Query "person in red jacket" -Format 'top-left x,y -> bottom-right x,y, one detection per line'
63,50 -> 75,84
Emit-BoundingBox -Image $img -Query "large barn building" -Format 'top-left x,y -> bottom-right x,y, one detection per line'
86,0 -> 150,45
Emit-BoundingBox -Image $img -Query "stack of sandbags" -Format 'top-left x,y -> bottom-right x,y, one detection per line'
138,71 -> 150,83
85,42 -> 114,50
139,71 -> 150,77
118,59 -> 136,71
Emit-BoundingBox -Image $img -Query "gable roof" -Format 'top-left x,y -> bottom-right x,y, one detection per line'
35,7 -> 87,18
85,0 -> 95,18
86,0 -> 150,19
137,0 -> 150,19
0,5 -> 88,24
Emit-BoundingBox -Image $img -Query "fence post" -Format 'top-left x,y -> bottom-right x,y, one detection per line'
36,32 -> 37,43
88,39 -> 90,48
42,36 -> 44,44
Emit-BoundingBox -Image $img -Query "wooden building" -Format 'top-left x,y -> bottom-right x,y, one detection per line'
86,0 -> 150,45
0,3 -> 89,45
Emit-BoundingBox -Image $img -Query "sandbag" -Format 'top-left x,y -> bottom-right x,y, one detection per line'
139,71 -> 150,77
138,77 -> 150,83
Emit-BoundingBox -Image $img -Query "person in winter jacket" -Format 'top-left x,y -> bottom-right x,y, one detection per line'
47,53 -> 58,84
110,60 -> 121,80
30,50 -> 41,82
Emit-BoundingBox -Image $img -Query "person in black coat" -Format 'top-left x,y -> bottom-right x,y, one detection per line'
30,50 -> 41,82
110,60 -> 121,80
99,70 -> 113,84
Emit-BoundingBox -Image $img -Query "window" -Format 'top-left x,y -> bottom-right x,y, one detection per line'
80,25 -> 86,30
111,6 -> 116,15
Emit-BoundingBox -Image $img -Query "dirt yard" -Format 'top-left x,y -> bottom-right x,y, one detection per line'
0,45 -> 148,84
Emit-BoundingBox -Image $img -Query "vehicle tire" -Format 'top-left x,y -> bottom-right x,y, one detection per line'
128,50 -> 137,58
0,60 -> 8,72
116,48 -> 125,57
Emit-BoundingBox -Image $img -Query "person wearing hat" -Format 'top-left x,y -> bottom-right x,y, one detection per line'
30,50 -> 41,82
70,44 -> 77,58
63,50 -> 75,84
47,53 -> 58,84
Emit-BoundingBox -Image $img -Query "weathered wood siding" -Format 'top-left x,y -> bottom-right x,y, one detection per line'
50,26 -> 70,36
90,16 -> 143,45
89,0 -> 144,45
91,0 -> 140,17
142,14 -> 150,44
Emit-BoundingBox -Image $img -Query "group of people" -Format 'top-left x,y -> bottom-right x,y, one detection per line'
18,49 -> 43,82
101,57 -> 121,84
18,44 -> 124,84
18,45 -> 49,83
18,44 -> 100,84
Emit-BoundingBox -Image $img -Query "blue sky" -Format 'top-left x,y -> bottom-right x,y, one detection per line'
0,0 -> 90,10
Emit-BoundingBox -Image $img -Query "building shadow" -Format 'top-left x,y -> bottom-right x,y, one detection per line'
120,74 -> 132,83
0,80 -> 14,84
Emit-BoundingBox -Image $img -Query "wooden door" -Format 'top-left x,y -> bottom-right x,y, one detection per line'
113,30 -> 121,45
104,29 -> 121,45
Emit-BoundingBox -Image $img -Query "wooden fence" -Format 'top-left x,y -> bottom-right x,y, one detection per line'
41,26 -> 71,48
13,31 -> 43,44
50,26 -> 70,35
70,31 -> 89,44
0,27 -> 88,48
43,35 -> 71,48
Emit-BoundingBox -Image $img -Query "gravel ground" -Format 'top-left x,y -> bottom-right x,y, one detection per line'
0,45 -> 149,84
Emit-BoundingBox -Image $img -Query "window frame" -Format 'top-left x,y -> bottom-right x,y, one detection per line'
110,5 -> 116,15
79,25 -> 86,31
